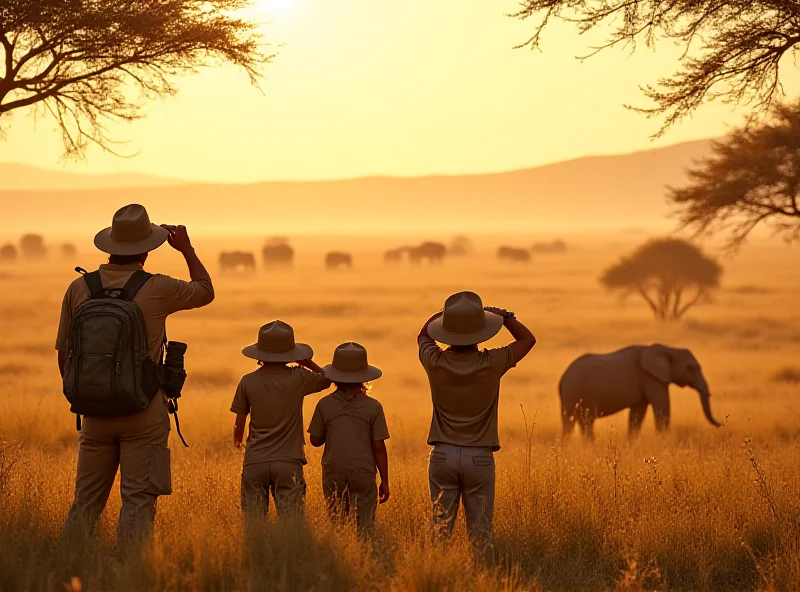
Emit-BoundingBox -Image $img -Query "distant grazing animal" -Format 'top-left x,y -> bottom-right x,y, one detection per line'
408,241 -> 447,264
220,251 -> 257,272
325,251 -> 353,270
0,244 -> 17,262
384,247 -> 408,264
497,246 -> 531,263
559,344 -> 721,441
449,235 -> 473,257
19,233 -> 46,259
262,243 -> 294,268
531,239 -> 567,254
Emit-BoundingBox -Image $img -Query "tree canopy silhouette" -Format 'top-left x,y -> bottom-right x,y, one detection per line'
600,238 -> 722,321
0,0 -> 272,156
513,0 -> 800,135
670,101 -> 800,247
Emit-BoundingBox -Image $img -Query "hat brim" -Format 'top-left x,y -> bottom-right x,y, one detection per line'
242,343 -> 314,363
322,364 -> 383,383
427,311 -> 504,346
94,224 -> 170,256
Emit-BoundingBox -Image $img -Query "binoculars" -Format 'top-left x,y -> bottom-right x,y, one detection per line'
163,341 -> 188,399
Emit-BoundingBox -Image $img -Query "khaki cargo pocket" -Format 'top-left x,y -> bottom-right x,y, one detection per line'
472,455 -> 494,468
429,451 -> 446,464
146,446 -> 172,496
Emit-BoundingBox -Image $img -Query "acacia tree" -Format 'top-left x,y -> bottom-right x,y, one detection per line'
0,0 -> 272,156
513,0 -> 800,135
600,238 -> 722,321
670,101 -> 800,247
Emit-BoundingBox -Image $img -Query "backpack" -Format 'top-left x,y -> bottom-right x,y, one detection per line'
62,268 -> 162,418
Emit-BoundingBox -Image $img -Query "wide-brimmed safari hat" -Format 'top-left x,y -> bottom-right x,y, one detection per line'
94,204 -> 170,256
323,342 -> 382,383
428,291 -> 503,346
242,321 -> 313,363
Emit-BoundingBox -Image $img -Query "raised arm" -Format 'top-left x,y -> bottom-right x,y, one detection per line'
161,224 -> 215,309
486,307 -> 536,364
298,359 -> 326,375
417,311 -> 443,345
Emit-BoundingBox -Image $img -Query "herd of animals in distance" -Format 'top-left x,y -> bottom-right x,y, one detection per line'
0,234 -> 568,270
1,231 -> 785,441
217,236 -> 570,272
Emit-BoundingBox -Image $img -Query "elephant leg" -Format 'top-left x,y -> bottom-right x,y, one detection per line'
628,401 -> 649,439
653,410 -> 670,432
646,385 -> 671,433
577,408 -> 596,441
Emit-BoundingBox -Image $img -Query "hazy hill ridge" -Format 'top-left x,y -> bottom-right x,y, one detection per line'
0,139 -> 713,234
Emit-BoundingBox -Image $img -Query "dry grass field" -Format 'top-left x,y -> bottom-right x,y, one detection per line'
1,235 -> 799,591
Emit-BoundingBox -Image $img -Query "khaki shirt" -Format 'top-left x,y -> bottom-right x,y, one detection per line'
231,365 -> 331,466
308,390 -> 390,473
419,342 -> 515,451
55,263 -> 215,360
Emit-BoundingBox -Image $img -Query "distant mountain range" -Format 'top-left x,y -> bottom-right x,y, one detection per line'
0,163 -> 182,191
0,139 -> 715,235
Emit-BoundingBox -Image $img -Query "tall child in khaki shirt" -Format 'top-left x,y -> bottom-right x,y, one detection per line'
231,321 -> 331,522
419,291 -> 536,546
308,343 -> 390,533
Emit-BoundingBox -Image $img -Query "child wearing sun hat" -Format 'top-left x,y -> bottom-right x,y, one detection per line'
231,320 -> 331,524
307,342 -> 390,533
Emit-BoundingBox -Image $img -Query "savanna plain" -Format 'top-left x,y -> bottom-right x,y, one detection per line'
1,235 -> 799,592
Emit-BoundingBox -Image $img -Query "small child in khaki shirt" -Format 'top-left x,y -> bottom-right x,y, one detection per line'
231,321 -> 330,522
308,342 -> 390,532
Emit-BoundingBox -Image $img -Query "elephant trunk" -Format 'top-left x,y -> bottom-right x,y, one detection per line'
696,377 -> 722,428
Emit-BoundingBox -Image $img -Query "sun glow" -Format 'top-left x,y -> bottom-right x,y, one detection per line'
255,0 -> 297,18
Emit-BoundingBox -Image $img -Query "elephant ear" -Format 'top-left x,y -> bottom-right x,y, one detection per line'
640,345 -> 672,384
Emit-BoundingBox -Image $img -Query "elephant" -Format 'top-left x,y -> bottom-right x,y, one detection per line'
531,239 -> 567,254
0,244 -> 17,262
60,243 -> 78,258
220,251 -> 257,272
262,243 -> 294,268
325,251 -> 353,270
384,247 -> 407,264
497,246 -> 531,263
559,344 -> 722,440
408,241 -> 447,264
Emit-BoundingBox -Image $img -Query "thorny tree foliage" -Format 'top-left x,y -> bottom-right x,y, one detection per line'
670,101 -> 800,247
0,0 -> 273,157
513,0 -> 800,135
600,238 -> 722,321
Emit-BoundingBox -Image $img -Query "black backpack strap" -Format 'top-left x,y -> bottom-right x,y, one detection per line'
82,271 -> 105,299
119,270 -> 153,301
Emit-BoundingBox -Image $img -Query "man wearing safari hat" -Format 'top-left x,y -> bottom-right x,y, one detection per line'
418,291 -> 536,545
56,204 -> 215,548
231,321 -> 330,523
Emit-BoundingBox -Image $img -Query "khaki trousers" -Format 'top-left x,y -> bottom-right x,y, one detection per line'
322,468 -> 378,533
241,460 -> 306,523
64,397 -> 171,548
428,443 -> 495,544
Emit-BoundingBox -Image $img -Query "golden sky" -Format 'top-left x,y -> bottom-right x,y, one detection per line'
0,0 -> 794,183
